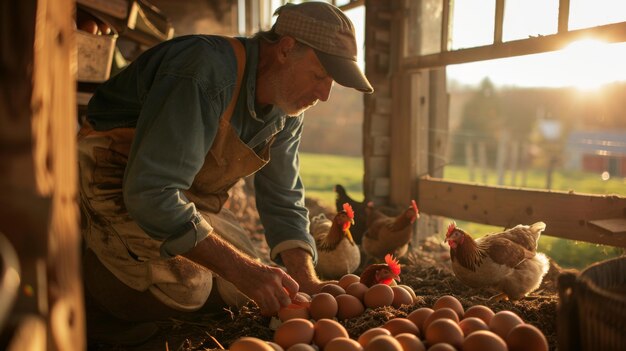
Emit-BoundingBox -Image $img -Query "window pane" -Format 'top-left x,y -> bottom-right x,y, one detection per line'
450,0 -> 495,49
405,0 -> 443,56
569,0 -> 626,30
503,0 -> 558,42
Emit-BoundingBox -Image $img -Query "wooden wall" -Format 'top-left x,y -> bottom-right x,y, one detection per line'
0,0 -> 84,349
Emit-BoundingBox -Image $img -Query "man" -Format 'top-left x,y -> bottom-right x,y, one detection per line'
78,1 -> 373,344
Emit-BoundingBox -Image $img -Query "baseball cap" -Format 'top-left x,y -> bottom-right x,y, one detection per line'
273,2 -> 374,94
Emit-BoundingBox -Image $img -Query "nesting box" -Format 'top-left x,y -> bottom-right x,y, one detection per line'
557,256 -> 626,351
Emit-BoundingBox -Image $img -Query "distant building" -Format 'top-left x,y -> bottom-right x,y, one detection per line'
565,130 -> 626,177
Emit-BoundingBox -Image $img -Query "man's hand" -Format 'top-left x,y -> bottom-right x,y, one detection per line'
280,248 -> 336,294
183,233 -> 298,316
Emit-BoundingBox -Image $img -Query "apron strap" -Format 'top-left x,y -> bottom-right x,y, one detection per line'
221,37 -> 247,123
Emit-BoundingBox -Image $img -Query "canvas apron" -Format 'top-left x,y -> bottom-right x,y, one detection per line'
78,38 -> 271,311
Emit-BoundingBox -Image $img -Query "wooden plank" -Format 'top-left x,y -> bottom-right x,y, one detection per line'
494,0 -> 504,44
402,21 -> 626,69
417,177 -> 626,247
588,218 -> 626,235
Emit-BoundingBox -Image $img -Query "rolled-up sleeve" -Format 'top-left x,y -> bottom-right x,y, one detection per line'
123,73 -> 223,258
254,115 -> 316,265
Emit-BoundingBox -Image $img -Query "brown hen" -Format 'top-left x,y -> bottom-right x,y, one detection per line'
445,221 -> 550,301
361,200 -> 419,261
359,254 -> 401,287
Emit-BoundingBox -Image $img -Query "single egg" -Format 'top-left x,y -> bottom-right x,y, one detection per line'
274,318 -> 315,349
395,333 -> 425,351
230,337 -> 276,351
427,343 -> 456,351
286,344 -> 316,351
391,286 -> 414,308
338,274 -> 361,290
336,294 -> 365,320
463,305 -> 495,325
422,307 -> 459,331
462,330 -> 507,351
293,292 -> 312,307
321,284 -> 347,297
364,284 -> 394,308
397,285 -> 418,303
458,316 -> 489,336
310,292 -> 338,320
382,318 -> 420,336
278,303 -> 310,322
433,295 -> 464,319
357,327 -> 391,347
324,337 -> 363,351
425,318 -> 464,349
506,323 -> 548,351
489,310 -> 524,339
407,307 -> 433,332
364,334 -> 403,351
346,282 -> 369,302
313,318 -> 349,349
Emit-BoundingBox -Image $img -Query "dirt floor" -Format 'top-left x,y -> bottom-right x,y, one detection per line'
88,192 -> 562,351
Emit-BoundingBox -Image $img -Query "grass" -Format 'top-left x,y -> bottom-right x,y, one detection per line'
300,152 -> 625,269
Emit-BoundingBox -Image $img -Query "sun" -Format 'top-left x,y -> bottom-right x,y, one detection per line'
560,39 -> 617,91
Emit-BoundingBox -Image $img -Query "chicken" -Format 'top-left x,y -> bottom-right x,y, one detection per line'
445,221 -> 550,301
361,200 -> 419,260
359,254 -> 401,287
334,184 -> 368,244
310,203 -> 361,279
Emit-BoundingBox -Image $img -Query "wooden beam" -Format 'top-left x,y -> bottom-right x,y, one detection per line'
403,21 -> 626,69
494,0 -> 505,44
558,0 -> 570,33
417,177 -> 626,248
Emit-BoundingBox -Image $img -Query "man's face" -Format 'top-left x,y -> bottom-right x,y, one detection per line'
270,45 -> 334,116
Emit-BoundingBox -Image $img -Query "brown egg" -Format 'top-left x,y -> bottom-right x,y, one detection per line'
324,337 -> 363,351
433,295 -> 464,319
506,323 -> 548,351
321,284 -> 346,297
278,303 -> 310,322
310,292 -> 338,320
336,294 -> 365,320
422,307 -> 459,331
397,285 -> 418,303
357,327 -> 391,347
489,310 -> 524,339
427,343 -> 456,351
313,318 -> 349,349
395,333 -> 425,351
338,274 -> 361,290
286,344 -> 316,351
274,318 -> 315,349
346,282 -> 369,302
458,316 -> 489,336
364,334 -> 403,351
382,318 -> 420,336
425,318 -> 464,349
230,337 -> 276,351
463,305 -> 495,325
462,330 -> 507,351
293,292 -> 312,307
407,307 -> 433,332
391,286 -> 414,308
364,284 -> 395,308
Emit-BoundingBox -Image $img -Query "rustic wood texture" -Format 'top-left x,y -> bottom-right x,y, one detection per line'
418,177 -> 626,248
0,0 -> 85,349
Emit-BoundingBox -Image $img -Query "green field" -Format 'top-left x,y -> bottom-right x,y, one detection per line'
300,152 -> 625,269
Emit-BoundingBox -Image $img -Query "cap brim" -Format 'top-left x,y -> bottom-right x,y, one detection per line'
314,50 -> 374,94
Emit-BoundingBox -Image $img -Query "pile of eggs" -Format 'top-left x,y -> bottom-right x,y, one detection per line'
229,275 -> 549,351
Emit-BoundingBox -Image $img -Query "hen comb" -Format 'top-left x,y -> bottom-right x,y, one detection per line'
446,221 -> 457,238
385,254 -> 401,275
343,203 -> 354,219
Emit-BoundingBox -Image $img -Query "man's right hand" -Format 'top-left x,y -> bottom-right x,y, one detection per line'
183,232 -> 298,316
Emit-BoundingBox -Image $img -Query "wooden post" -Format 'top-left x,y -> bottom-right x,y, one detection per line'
465,141 -> 476,182
510,140 -> 519,186
478,141 -> 488,183
0,0 -> 85,350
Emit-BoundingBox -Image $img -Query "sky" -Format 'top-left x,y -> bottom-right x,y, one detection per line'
340,0 -> 626,90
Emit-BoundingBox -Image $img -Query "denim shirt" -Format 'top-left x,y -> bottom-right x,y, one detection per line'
86,35 -> 314,264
